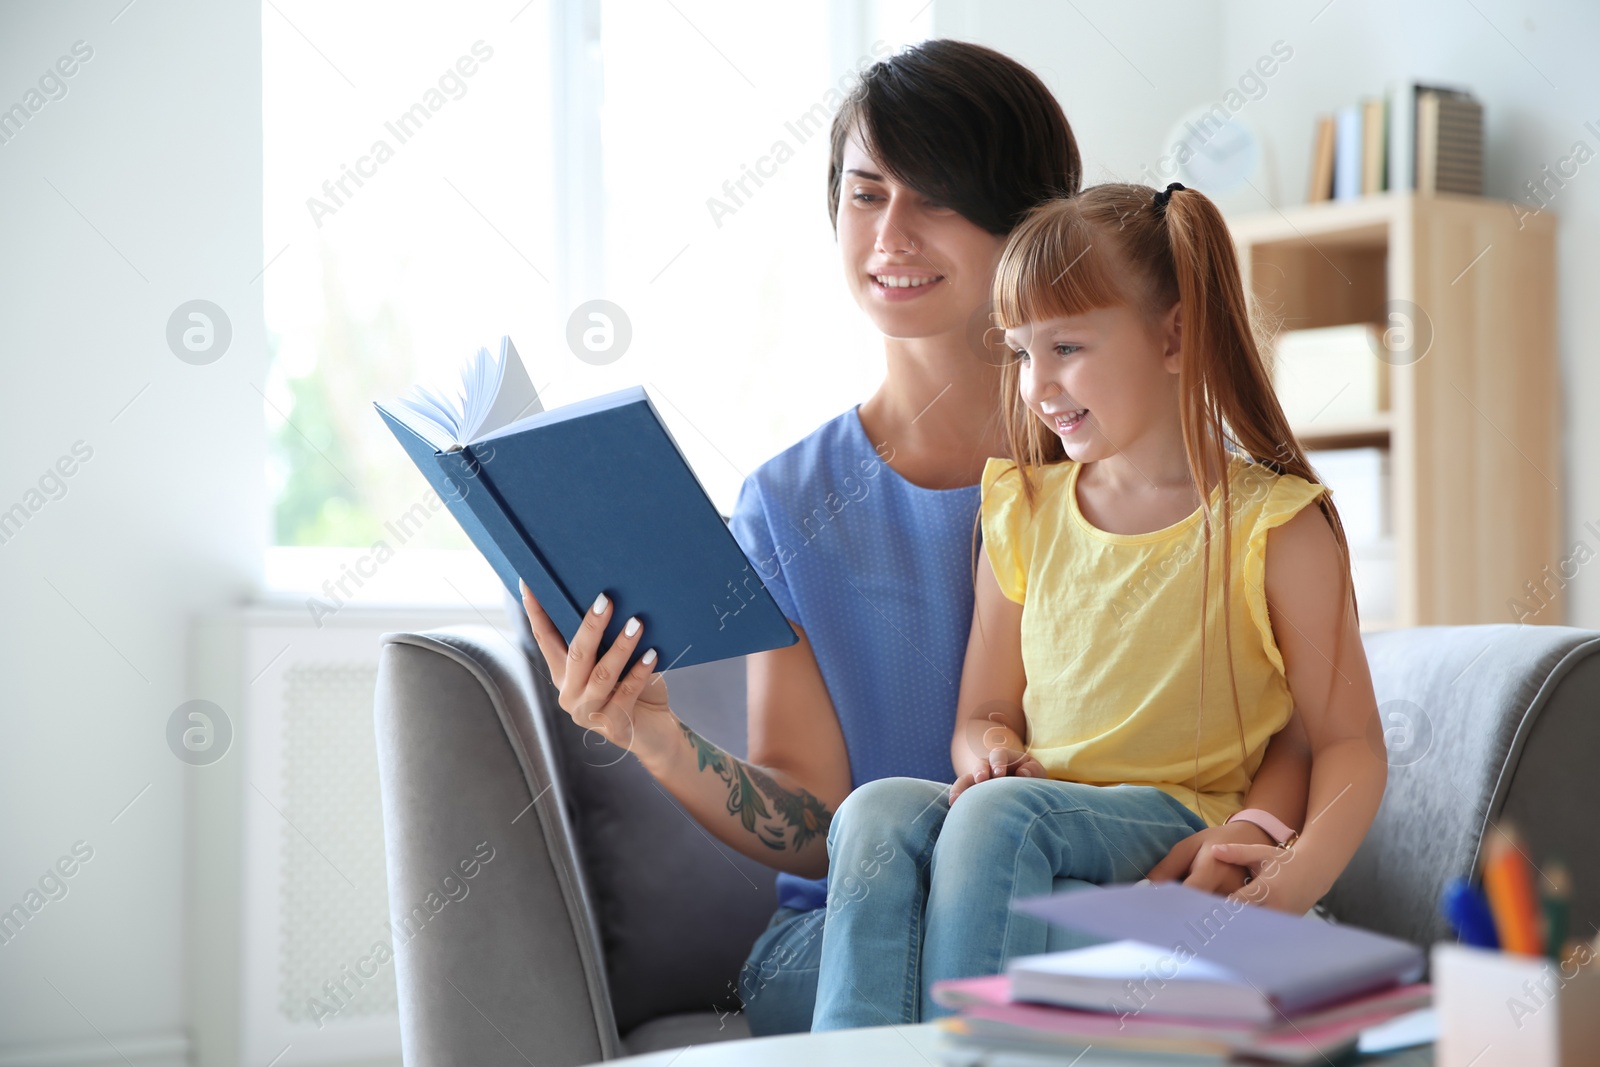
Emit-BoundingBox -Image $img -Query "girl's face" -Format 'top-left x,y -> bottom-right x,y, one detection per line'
836,131 -> 1007,341
1005,302 -> 1182,464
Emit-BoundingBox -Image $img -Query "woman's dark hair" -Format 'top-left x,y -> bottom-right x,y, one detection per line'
827,39 -> 1082,235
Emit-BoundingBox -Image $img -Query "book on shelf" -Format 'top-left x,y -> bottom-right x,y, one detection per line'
1416,86 -> 1484,195
1307,114 -> 1336,202
1361,96 -> 1388,195
1333,103 -> 1364,200
1386,79 -> 1483,194
373,336 -> 797,671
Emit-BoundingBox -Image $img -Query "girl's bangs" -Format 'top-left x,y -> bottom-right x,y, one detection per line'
992,207 -> 1129,330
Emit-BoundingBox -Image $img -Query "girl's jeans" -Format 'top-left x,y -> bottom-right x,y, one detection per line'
756,775 -> 1205,1031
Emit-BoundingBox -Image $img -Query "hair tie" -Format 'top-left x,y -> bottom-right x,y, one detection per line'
1152,182 -> 1186,214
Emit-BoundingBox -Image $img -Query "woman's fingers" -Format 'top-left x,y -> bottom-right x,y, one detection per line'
518,578 -> 570,686
579,613 -> 648,720
559,590 -> 614,710
601,647 -> 661,741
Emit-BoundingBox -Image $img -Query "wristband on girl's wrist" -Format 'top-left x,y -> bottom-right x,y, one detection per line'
1226,807 -> 1299,849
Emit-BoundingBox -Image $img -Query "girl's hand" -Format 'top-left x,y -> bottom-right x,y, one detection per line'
1210,842 -> 1322,915
519,579 -> 672,762
1146,821 -> 1274,897
949,745 -> 1047,803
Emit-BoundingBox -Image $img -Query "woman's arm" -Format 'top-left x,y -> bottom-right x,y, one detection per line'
521,584 -> 851,879
1211,505 -> 1388,912
947,551 -> 1034,799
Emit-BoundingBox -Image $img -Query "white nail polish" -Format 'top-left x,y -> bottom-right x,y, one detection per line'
624,617 -> 640,637
592,592 -> 608,614
642,648 -> 657,665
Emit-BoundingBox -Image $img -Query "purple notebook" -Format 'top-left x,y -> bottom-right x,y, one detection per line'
1013,883 -> 1425,1018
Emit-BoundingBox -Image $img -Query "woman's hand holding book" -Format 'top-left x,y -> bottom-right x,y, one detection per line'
519,578 -> 676,767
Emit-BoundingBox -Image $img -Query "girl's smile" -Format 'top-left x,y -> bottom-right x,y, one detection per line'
1006,303 -> 1184,479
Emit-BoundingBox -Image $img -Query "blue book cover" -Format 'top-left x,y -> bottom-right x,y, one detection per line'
1333,104 -> 1362,201
376,376 -> 795,672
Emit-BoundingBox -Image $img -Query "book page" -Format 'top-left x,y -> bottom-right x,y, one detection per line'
468,336 -> 542,443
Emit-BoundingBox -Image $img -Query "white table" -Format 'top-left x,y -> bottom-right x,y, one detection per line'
604,1023 -> 1435,1066
607,1023 -> 1186,1065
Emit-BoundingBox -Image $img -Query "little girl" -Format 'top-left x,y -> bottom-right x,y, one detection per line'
811,182 -> 1388,1029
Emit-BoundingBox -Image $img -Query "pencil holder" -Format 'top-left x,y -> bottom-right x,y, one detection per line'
1433,942 -> 1600,1066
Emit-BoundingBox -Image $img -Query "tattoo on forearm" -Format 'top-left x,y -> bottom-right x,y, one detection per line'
677,722 -> 832,852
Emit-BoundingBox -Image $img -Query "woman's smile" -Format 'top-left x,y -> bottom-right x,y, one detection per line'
868,268 -> 946,301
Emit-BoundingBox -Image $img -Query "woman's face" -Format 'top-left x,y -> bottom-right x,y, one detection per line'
836,130 -> 1007,342
1004,302 -> 1181,465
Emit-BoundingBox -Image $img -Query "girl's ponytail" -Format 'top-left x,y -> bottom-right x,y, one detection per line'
1160,184 -> 1359,763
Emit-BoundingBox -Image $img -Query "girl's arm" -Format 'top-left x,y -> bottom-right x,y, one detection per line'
948,550 -> 1036,799
1147,711 -> 1310,890
1211,505 -> 1388,913
1237,710 -> 1312,833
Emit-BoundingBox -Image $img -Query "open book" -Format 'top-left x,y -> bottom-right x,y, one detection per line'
374,337 -> 796,671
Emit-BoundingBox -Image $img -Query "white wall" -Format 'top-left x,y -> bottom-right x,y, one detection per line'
0,0 -> 264,1058
933,1 -> 1227,188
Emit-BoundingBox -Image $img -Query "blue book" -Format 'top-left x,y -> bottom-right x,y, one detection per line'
374,337 -> 796,671
1333,104 -> 1362,201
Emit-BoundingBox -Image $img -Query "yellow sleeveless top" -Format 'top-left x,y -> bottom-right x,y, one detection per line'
979,453 -> 1328,826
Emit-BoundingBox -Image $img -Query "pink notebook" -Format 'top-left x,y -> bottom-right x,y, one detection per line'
932,973 -> 1431,1063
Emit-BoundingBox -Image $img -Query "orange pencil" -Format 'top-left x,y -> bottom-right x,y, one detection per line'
1482,823 -> 1544,956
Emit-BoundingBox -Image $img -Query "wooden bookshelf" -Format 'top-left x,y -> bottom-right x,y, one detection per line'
1229,192 -> 1562,628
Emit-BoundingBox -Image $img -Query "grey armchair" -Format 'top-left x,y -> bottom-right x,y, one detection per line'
373,595 -> 1600,1066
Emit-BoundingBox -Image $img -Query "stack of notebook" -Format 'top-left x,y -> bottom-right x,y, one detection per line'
932,884 -> 1431,1064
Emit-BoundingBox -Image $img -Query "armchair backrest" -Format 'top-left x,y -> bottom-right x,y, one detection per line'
1330,624 -> 1600,950
502,589 -> 780,1034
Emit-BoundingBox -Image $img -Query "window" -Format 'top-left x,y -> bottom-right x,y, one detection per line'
262,1 -> 931,607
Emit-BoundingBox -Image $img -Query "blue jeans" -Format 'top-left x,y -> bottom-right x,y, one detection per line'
809,775 -> 1207,1030
737,853 -> 1120,1036
738,904 -> 827,1036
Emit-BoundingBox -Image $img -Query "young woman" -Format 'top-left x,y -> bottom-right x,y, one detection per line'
811,183 -> 1388,1029
518,43 -> 1308,1036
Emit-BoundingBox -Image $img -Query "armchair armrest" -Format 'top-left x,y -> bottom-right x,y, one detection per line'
374,625 -> 621,1066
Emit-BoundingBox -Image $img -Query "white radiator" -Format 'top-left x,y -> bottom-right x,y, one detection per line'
190,603 -> 505,1067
